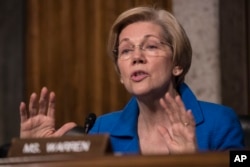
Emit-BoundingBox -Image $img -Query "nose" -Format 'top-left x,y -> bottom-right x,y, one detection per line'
132,47 -> 147,65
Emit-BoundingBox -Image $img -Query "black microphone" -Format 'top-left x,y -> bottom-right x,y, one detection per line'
64,113 -> 96,136
83,113 -> 96,134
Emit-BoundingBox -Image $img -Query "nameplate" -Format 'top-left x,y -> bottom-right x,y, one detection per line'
8,134 -> 112,157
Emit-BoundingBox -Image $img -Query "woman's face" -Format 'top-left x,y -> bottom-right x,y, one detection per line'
117,21 -> 182,98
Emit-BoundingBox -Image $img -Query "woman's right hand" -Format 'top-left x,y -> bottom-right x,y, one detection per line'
19,87 -> 77,138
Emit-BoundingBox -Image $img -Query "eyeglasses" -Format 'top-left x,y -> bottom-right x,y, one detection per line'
113,36 -> 172,61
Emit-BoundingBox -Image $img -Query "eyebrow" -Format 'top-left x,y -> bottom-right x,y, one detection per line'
118,34 -> 161,45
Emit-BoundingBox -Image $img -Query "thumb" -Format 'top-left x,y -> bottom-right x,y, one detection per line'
53,122 -> 77,137
157,125 -> 172,142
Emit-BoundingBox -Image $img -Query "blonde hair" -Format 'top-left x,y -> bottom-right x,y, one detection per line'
108,6 -> 192,87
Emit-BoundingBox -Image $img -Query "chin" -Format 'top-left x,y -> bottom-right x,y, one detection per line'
129,86 -> 167,100
126,85 -> 159,97
129,89 -> 153,97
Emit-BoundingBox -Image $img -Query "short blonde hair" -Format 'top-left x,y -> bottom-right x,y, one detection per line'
108,6 -> 192,87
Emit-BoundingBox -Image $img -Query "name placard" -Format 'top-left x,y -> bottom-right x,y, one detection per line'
8,134 -> 112,157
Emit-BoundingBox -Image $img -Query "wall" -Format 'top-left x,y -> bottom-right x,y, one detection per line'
173,0 -> 221,103
0,0 -> 24,145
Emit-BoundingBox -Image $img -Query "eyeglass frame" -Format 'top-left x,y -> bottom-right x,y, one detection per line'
112,35 -> 173,60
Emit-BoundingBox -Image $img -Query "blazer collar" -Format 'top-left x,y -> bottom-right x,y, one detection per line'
178,83 -> 204,125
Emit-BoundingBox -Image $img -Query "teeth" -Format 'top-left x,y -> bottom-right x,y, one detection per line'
135,71 -> 144,76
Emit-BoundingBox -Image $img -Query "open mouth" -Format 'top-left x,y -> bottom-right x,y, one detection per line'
131,71 -> 149,82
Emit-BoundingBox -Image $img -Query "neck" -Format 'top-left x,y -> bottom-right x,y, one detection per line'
137,88 -> 179,131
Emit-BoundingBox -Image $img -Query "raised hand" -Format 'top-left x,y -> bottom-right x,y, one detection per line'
19,87 -> 76,138
157,93 -> 197,154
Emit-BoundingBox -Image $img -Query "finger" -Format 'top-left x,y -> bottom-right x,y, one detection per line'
175,95 -> 187,115
157,126 -> 172,141
159,93 -> 174,114
19,102 -> 28,123
28,93 -> 38,117
38,87 -> 49,115
157,126 -> 176,151
175,95 -> 191,125
47,92 -> 56,118
186,110 -> 196,127
53,122 -> 77,137
160,93 -> 181,123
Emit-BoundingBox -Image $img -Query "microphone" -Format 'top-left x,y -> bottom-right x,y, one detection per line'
83,113 -> 96,134
64,113 -> 96,136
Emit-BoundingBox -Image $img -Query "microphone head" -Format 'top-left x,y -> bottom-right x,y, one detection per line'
85,113 -> 96,124
83,113 -> 96,134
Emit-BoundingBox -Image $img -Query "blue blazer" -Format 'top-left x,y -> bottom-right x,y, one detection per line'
89,83 -> 244,154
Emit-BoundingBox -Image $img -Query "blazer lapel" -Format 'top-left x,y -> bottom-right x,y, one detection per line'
109,97 -> 140,153
179,83 -> 204,125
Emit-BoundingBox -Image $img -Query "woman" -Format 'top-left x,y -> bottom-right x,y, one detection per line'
19,6 -> 244,155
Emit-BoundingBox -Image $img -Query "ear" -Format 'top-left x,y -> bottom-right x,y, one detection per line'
172,66 -> 183,76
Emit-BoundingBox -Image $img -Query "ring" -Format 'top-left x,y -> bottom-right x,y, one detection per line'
183,122 -> 189,127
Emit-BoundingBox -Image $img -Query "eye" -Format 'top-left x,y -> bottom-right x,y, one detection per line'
144,43 -> 159,50
119,48 -> 132,55
119,46 -> 133,55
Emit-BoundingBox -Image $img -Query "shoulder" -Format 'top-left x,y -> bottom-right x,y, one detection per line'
97,111 -> 123,122
198,100 -> 238,121
196,101 -> 244,150
197,100 -> 242,138
90,97 -> 139,134
89,111 -> 123,133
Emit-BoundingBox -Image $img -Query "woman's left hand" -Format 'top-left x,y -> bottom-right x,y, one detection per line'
157,93 -> 197,154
